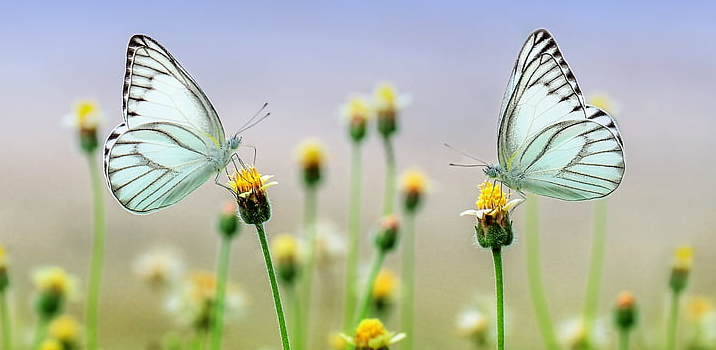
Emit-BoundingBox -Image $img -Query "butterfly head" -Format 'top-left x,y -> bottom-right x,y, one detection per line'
484,164 -> 501,179
227,135 -> 242,150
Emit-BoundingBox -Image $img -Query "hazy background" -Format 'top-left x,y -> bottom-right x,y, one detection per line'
1,1 -> 715,349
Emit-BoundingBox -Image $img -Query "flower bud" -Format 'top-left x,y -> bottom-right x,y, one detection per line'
375,215 -> 400,253
218,201 -> 240,239
614,291 -> 637,331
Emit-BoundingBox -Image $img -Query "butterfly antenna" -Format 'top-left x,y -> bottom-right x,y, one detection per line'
444,143 -> 489,167
235,103 -> 270,136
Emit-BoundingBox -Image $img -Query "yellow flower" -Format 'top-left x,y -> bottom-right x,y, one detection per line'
64,100 -> 102,132
33,267 -> 77,298
38,339 -> 62,350
329,331 -> 348,350
372,269 -> 398,301
372,82 -> 410,138
460,181 -> 522,248
673,245 -> 694,271
0,244 -> 5,266
340,95 -> 372,142
687,296 -> 715,323
133,248 -> 184,289
272,234 -> 300,263
49,314 -> 81,344
588,94 -> 616,114
227,166 -> 277,225
401,169 -> 427,212
0,243 -> 7,291
296,138 -> 325,187
342,318 -> 406,350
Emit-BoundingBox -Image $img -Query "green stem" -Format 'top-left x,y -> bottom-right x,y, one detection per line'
288,285 -> 301,350
31,318 -> 49,350
401,212 -> 416,350
343,141 -> 363,332
355,250 -> 386,325
255,223 -> 292,350
381,136 -> 396,216
86,153 -> 106,350
209,234 -> 233,350
666,290 -> 680,350
583,200 -> 607,349
619,329 -> 630,350
492,247 -> 505,350
1,291 -> 11,350
298,186 -> 318,350
525,194 -> 560,350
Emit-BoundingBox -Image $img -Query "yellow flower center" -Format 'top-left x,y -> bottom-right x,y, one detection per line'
374,83 -> 397,108
39,339 -> 62,350
673,245 -> 694,270
348,97 -> 370,122
402,170 -> 426,195
49,315 -> 80,342
297,139 -> 324,168
188,271 -> 217,301
588,94 -> 612,113
36,267 -> 70,294
372,269 -> 397,299
74,100 -> 100,130
688,296 -> 714,322
354,319 -> 388,348
272,234 -> 299,263
476,181 -> 508,210
228,167 -> 265,196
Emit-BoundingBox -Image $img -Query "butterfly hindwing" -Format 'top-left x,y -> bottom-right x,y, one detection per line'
104,122 -> 219,214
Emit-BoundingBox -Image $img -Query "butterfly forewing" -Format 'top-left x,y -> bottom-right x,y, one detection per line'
124,35 -> 225,142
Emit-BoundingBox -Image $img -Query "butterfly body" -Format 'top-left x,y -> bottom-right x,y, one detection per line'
488,29 -> 625,201
104,35 -> 241,214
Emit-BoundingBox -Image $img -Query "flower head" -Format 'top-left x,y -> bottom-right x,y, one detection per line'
340,95 -> 372,142
0,243 -> 8,292
670,244 -> 693,293
460,181 -> 522,248
227,166 -> 277,225
38,339 -> 63,350
373,82 -> 409,138
401,169 -> 427,213
32,266 -> 79,320
49,314 -> 81,348
166,270 -> 246,331
271,234 -> 302,285
372,269 -> 398,313
374,215 -> 400,253
342,318 -> 406,350
63,100 -> 103,153
218,201 -> 241,238
296,138 -> 326,188
456,309 -> 490,346
133,248 -> 184,290
614,291 -> 637,331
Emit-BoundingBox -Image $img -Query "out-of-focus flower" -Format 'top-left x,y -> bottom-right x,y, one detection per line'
373,82 -> 410,138
166,270 -> 246,331
461,181 -> 522,249
296,138 -> 326,188
588,94 -> 619,115
38,339 -> 63,350
0,243 -> 8,292
48,314 -> 81,349
271,234 -> 302,286
32,267 -> 79,320
558,317 -> 607,350
613,291 -> 637,331
133,248 -> 184,290
340,95 -> 372,142
374,215 -> 400,253
313,222 -> 346,267
686,296 -> 716,349
341,318 -> 406,350
63,100 -> 103,153
670,245 -> 693,293
218,201 -> 240,238
372,269 -> 398,313
456,308 -> 490,347
227,166 -> 277,225
401,169 -> 427,213
329,331 -> 348,350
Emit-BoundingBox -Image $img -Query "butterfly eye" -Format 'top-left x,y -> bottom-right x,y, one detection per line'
228,137 -> 241,150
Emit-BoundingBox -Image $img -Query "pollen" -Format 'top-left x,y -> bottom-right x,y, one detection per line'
228,166 -> 272,197
476,181 -> 508,210
354,319 -> 388,347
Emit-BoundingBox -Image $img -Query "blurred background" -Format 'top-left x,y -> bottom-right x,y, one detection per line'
1,0 -> 715,349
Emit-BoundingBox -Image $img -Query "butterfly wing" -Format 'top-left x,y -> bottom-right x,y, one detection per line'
104,122 -> 220,214
497,29 -> 625,200
124,35 -> 225,143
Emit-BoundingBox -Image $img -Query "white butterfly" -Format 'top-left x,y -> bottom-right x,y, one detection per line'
485,29 -> 625,201
104,35 -> 247,214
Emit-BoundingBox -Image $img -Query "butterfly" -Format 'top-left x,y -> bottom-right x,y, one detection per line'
484,29 -> 625,201
104,35 -> 254,214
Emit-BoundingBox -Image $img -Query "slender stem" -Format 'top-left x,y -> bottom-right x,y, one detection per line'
583,200 -> 607,349
381,136 -> 396,216
524,194 -> 560,350
0,291 -> 11,350
619,328 -> 630,350
85,153 -> 106,350
209,234 -> 233,350
343,141 -> 363,332
401,212 -> 416,350
288,285 -> 301,350
492,247 -> 505,350
31,318 -> 49,350
355,250 -> 386,325
666,290 -> 680,350
255,223 -> 292,350
298,187 -> 318,350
